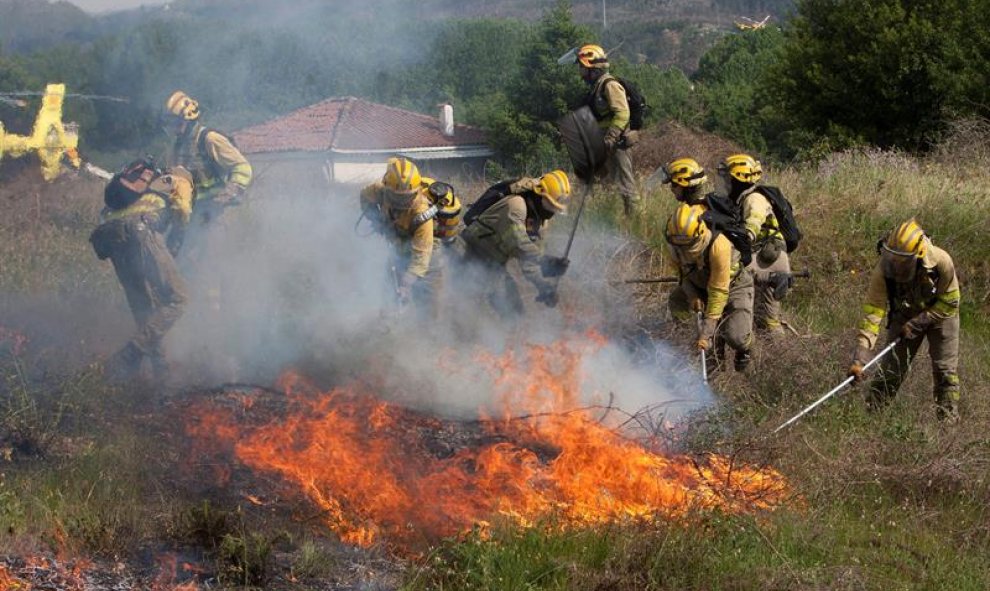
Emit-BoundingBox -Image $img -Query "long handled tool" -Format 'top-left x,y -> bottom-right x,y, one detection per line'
609,276 -> 679,285
772,338 -> 901,434
696,311 -> 709,386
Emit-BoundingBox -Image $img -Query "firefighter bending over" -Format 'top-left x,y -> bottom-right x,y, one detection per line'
665,203 -> 754,372
360,157 -> 462,313
457,171 -> 572,315
849,219 -> 961,421
90,161 -> 194,382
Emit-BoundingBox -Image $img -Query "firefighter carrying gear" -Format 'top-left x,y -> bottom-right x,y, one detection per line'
719,153 -> 790,333
458,175 -> 570,314
665,204 -> 754,370
90,167 -> 194,380
578,48 -> 640,215
850,220 -> 961,420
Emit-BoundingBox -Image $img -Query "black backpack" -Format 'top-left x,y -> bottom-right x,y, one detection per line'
586,77 -> 648,131
104,158 -> 162,211
617,78 -> 647,131
464,179 -> 517,226
703,194 -> 753,266
759,185 -> 802,253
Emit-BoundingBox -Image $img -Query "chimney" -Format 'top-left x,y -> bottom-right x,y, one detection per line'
439,103 -> 454,137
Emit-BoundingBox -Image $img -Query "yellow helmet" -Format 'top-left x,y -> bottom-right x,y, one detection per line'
665,158 -> 707,188
576,44 -> 609,69
883,219 -> 928,258
718,153 -> 762,184
165,90 -> 200,121
534,170 -> 572,213
665,204 -> 708,246
383,157 -> 421,192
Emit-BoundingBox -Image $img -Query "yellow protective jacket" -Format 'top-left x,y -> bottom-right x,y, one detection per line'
737,185 -> 783,244
857,243 -> 961,349
102,168 -> 195,229
667,232 -> 741,320
588,73 -> 630,132
170,123 -> 252,197
360,181 -> 435,278
460,178 -> 551,290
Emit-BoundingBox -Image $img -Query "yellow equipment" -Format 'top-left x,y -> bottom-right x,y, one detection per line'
718,153 -> 763,184
576,44 -> 609,69
165,90 -> 201,121
666,203 -> 708,246
534,170 -> 572,213
665,158 -> 707,188
883,219 -> 928,258
0,83 -> 81,181
383,157 -> 421,192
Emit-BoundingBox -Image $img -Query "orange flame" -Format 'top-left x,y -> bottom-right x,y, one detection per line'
186,334 -> 789,550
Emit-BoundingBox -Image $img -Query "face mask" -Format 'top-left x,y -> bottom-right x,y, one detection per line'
881,251 -> 919,283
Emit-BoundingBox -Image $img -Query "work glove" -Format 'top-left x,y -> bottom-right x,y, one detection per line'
397,272 -> 417,306
215,183 -> 246,206
603,127 -> 623,152
540,256 -> 570,278
848,345 -> 871,382
690,298 -> 705,313
901,311 -> 933,340
769,272 -> 794,300
696,316 -> 718,351
535,285 -> 559,308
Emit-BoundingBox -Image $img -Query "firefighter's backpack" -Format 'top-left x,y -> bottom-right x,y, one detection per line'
759,185 -> 803,253
702,193 -> 753,266
104,158 -> 162,211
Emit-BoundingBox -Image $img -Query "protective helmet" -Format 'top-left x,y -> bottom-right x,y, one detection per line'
664,158 -> 707,188
534,170 -> 572,214
383,157 -> 421,192
883,219 -> 928,258
665,204 -> 708,246
576,44 -> 609,69
718,153 -> 762,184
881,219 -> 927,282
165,91 -> 200,121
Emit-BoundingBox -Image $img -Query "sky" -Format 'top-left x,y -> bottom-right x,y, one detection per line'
70,0 -> 167,13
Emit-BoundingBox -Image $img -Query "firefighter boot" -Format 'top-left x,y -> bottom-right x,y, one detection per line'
104,342 -> 144,382
734,349 -> 752,372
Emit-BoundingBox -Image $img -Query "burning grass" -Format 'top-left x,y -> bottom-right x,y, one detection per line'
183,334 -> 791,552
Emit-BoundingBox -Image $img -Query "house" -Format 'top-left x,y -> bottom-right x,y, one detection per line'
233,97 -> 493,195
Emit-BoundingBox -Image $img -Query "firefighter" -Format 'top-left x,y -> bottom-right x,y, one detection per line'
360,157 -> 458,314
163,91 -> 252,219
574,44 -> 640,215
665,203 -> 754,371
457,171 -> 572,315
717,154 -> 789,334
90,164 -> 194,381
848,219 -> 961,421
661,157 -> 709,206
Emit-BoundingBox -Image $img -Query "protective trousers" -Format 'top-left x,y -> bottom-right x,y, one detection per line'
669,270 -> 754,357
109,219 -> 188,366
608,146 -> 640,215
869,315 -> 961,420
749,241 -> 790,332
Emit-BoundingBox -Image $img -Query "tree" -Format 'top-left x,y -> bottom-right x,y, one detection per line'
693,27 -> 785,153
484,0 -> 592,172
770,0 -> 990,154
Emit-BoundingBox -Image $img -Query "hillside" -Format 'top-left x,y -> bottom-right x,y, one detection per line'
0,0 -> 94,53
1,120 -> 988,588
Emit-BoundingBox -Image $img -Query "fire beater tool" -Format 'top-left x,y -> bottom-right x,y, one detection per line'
773,338 -> 902,434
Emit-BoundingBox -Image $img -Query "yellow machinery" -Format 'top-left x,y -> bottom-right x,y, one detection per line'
0,83 -> 81,181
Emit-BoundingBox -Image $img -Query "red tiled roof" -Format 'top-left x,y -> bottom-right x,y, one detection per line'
233,97 -> 488,155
